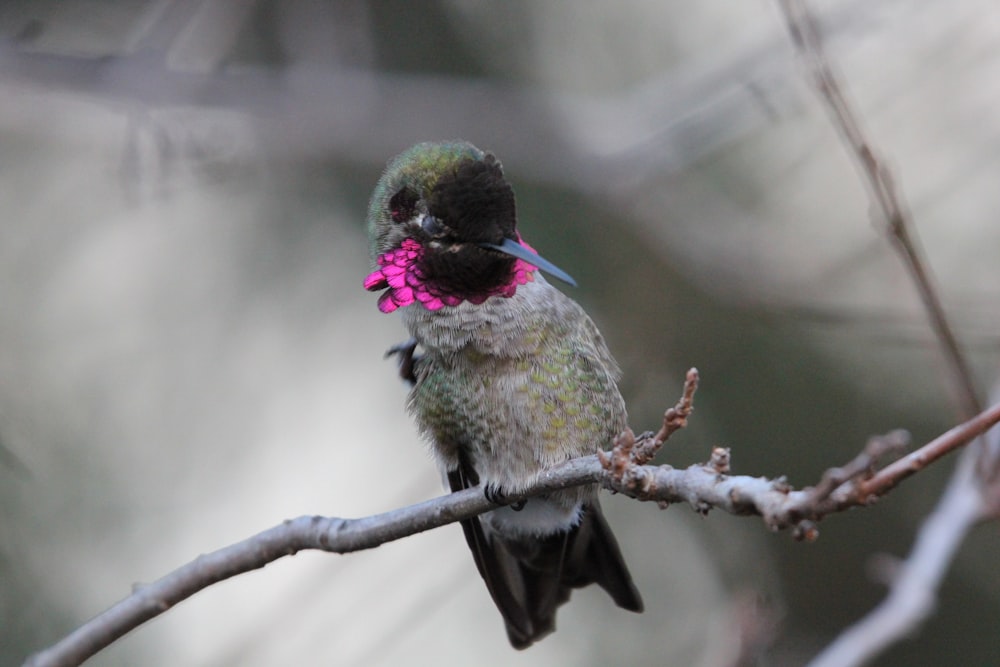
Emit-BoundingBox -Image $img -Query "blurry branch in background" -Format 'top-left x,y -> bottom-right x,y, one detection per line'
0,0 -> 890,192
777,1 -> 1000,666
778,0 -> 979,419
806,396 -> 1000,667
24,370 -> 1000,667
0,434 -> 30,477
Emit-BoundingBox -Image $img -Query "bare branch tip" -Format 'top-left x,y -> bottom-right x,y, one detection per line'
708,447 -> 731,475
867,429 -> 911,455
793,521 -> 820,543
771,476 -> 793,494
642,369 -> 701,463
685,366 -> 700,386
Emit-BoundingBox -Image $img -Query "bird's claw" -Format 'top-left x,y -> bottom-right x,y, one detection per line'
484,484 -> 526,510
385,338 -> 419,385
484,483 -> 505,504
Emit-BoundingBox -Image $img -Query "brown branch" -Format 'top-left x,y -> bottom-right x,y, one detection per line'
597,401 -> 1000,541
808,384 -> 1000,667
775,3 -> 996,665
600,367 -> 700,469
860,404 -> 1000,498
808,449 -> 984,667
25,369 -> 1000,667
23,491 -> 505,667
976,380 -> 1000,516
807,430 -> 910,502
778,0 -> 981,420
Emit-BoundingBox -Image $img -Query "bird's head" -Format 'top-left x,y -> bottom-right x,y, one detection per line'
364,141 -> 574,313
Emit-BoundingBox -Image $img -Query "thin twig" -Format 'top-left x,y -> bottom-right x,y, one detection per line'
859,406 -> 999,499
776,2 -> 994,665
599,402 -> 1000,536
807,430 -> 910,501
603,367 -> 700,467
806,447 -> 983,667
778,0 -> 980,419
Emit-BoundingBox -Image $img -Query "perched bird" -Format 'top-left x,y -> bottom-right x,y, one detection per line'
364,141 -> 642,648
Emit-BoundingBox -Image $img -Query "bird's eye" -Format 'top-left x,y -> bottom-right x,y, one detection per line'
388,188 -> 418,224
421,214 -> 445,236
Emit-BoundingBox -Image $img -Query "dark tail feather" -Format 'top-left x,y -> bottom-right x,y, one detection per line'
454,494 -> 642,647
501,500 -> 643,648
568,501 -> 644,613
448,451 -> 641,649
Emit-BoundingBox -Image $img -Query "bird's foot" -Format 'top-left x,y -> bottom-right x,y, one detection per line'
484,484 -> 526,511
384,338 -> 419,385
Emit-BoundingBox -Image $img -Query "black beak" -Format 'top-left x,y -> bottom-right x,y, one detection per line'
479,238 -> 577,287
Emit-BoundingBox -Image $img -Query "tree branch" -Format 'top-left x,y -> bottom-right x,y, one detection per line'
803,379 -> 1000,667
599,402 -> 1000,538
777,0 -> 980,419
24,368 -> 1000,667
806,439 -> 985,667
776,2 -> 998,665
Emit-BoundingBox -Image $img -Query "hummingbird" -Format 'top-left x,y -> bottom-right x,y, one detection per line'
363,140 -> 642,648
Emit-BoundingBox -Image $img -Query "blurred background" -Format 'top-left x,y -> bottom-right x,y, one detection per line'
2,1 -> 999,665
